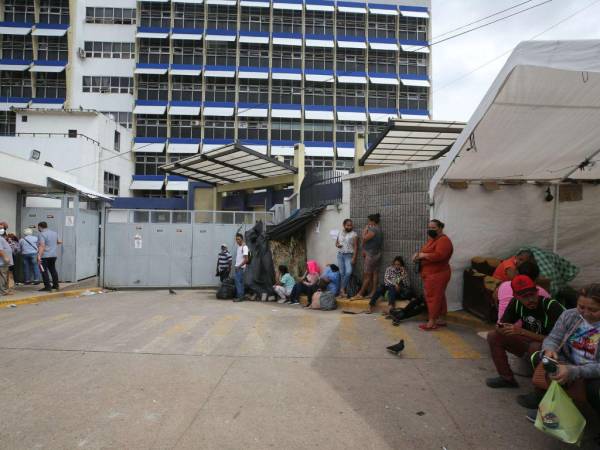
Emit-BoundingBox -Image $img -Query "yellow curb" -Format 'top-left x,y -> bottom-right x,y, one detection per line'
0,287 -> 105,308
446,311 -> 494,330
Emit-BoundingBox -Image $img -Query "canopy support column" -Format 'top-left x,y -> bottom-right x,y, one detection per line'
552,184 -> 560,253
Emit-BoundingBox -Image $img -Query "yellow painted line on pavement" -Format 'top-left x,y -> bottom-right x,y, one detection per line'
377,317 -> 420,359
0,313 -> 72,336
139,315 -> 205,352
433,328 -> 481,359
294,315 -> 317,345
238,316 -> 268,355
195,314 -> 240,354
338,315 -> 361,349
0,288 -> 104,308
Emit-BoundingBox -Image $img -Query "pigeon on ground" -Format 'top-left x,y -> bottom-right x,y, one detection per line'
169,289 -> 176,295
386,340 -> 405,355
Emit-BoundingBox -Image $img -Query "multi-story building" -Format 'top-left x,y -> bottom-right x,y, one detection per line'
0,0 -> 431,200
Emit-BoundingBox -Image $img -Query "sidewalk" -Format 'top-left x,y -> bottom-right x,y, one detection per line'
0,277 -> 103,307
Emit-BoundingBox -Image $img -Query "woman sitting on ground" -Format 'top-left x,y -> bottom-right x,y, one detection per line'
368,256 -> 411,315
274,265 -> 295,303
288,260 -> 320,306
517,283 -> 600,421
306,264 -> 340,308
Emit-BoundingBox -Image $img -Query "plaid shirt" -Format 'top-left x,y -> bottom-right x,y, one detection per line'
383,266 -> 409,289
519,247 -> 579,296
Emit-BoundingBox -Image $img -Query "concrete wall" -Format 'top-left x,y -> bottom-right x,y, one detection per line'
0,182 -> 19,229
305,204 -> 350,268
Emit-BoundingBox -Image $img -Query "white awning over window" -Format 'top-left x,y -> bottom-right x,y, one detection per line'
305,72 -> 335,82
240,0 -> 270,7
369,7 -> 398,15
206,0 -> 237,5
205,33 -> 236,42
369,111 -> 398,122
337,40 -> 366,49
29,100 -> 64,110
170,66 -> 202,76
305,146 -> 334,157
400,78 -> 431,87
173,0 -> 204,3
166,180 -> 189,191
337,111 -> 367,121
239,34 -> 269,44
305,109 -> 334,120
400,9 -> 430,19
305,37 -> 334,48
0,62 -> 30,71
203,106 -> 234,116
204,67 -> 236,77
130,179 -> 165,190
171,31 -> 203,40
135,66 -> 168,75
337,146 -> 355,158
271,108 -> 301,118
167,143 -> 200,154
133,141 -> 166,153
338,5 -> 367,14
400,112 -> 430,120
168,105 -> 201,115
136,30 -> 169,39
238,107 -> 268,117
273,1 -> 303,10
400,43 -> 430,53
271,145 -> 296,156
238,69 -> 269,79
133,104 -> 167,115
369,42 -> 398,51
242,144 -> 267,154
369,76 -> 399,85
306,2 -> 334,11
0,24 -> 31,35
272,71 -> 302,81
30,63 -> 67,73
0,99 -> 29,111
273,36 -> 302,46
337,74 -> 367,84
32,26 -> 68,37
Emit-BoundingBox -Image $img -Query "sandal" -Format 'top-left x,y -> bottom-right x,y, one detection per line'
418,323 -> 438,331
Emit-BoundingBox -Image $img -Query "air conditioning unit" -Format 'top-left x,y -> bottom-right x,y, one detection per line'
78,48 -> 86,59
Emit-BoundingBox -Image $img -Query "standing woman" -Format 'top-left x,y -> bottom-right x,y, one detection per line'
336,219 -> 358,297
352,213 -> 383,300
414,219 -> 453,330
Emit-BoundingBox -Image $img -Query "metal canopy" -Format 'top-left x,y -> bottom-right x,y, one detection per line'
360,119 -> 466,166
160,142 -> 298,185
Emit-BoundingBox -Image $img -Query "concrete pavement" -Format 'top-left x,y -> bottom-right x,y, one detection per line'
0,290 -> 596,449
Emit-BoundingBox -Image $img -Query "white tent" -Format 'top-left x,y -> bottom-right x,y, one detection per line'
429,40 -> 600,310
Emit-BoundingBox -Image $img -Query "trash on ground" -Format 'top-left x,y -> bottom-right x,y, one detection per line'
416,411 -> 425,416
81,290 -> 97,296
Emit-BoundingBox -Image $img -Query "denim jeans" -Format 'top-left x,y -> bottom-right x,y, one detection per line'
234,267 -> 245,299
337,252 -> 354,291
370,284 -> 397,307
22,253 -> 41,282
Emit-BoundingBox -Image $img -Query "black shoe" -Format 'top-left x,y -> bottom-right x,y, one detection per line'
517,392 -> 544,409
392,320 -> 400,327
486,376 -> 519,388
53,286 -> 60,291
38,287 -> 52,292
233,298 -> 244,302
386,340 -> 405,355
525,409 -> 537,423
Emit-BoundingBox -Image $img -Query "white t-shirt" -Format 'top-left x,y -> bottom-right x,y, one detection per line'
235,244 -> 249,268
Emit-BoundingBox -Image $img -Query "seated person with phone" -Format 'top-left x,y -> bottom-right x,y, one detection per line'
486,275 -> 565,389
516,283 -> 600,421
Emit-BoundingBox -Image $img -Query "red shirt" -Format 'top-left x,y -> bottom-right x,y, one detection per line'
420,235 -> 453,276
493,257 -> 517,282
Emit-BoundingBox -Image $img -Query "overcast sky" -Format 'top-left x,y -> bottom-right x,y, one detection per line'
431,0 -> 600,121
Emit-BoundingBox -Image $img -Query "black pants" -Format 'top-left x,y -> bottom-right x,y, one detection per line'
41,257 -> 59,289
218,269 -> 230,282
290,282 -> 317,304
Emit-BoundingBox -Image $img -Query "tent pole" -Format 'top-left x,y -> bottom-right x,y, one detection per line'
552,184 -> 560,254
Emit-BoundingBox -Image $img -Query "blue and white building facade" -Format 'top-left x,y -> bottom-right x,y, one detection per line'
0,0 -> 431,198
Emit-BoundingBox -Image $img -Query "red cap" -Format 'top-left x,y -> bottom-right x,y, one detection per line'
512,275 -> 537,299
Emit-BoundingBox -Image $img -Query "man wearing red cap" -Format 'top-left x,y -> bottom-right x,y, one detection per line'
486,275 -> 565,388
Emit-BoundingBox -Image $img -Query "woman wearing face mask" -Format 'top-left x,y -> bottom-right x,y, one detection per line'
517,284 -> 600,423
413,219 -> 453,330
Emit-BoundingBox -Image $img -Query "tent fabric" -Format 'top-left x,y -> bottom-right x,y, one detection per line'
431,40 -> 600,190
267,206 -> 325,241
244,221 -> 276,297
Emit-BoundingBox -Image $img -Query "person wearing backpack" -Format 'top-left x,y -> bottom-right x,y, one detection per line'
19,228 -> 41,285
486,275 -> 565,389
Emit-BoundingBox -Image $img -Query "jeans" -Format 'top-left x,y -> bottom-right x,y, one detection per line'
234,267 -> 245,299
0,266 -> 8,294
22,253 -> 41,283
370,284 -> 397,307
337,252 -> 353,291
41,257 -> 59,289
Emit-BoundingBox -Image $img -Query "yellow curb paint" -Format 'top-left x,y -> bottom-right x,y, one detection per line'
377,316 -> 420,359
0,288 -> 104,308
238,315 -> 268,356
433,328 -> 481,359
138,315 -> 205,352
294,314 -> 317,345
195,314 -> 240,354
0,313 -> 73,336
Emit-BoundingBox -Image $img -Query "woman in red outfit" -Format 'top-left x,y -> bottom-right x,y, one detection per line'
413,219 -> 453,331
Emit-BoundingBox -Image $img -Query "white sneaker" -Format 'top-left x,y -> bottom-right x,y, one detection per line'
277,299 -> 286,304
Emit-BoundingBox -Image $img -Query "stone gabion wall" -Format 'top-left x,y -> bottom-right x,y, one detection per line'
349,165 -> 438,293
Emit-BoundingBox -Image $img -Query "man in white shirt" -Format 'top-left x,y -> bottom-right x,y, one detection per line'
233,233 -> 249,302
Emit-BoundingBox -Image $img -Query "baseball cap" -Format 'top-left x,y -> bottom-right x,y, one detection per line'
512,275 -> 537,299
221,243 -> 228,248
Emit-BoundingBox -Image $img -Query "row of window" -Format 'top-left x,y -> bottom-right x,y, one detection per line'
3,0 -> 69,24
85,7 -> 136,25
1,35 -> 67,61
103,171 -> 120,196
0,71 -> 65,98
82,76 -> 134,95
101,111 -> 133,129
83,41 -> 135,59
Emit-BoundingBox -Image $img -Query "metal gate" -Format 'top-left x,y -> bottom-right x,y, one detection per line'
20,194 -> 101,282
101,209 -> 273,288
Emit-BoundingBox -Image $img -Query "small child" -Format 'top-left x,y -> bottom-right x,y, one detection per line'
274,265 -> 295,303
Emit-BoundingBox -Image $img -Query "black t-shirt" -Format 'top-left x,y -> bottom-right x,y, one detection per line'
500,297 -> 565,335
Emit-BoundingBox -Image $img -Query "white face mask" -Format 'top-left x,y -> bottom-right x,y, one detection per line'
0,229 -> 5,236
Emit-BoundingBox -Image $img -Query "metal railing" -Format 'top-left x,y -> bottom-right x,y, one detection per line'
300,170 -> 343,209
106,209 -> 275,225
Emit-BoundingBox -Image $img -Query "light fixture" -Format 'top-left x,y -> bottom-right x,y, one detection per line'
30,149 -> 41,161
545,187 -> 554,202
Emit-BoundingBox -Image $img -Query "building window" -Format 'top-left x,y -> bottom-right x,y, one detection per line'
238,44 -> 270,68
304,47 -> 334,71
271,80 -> 301,105
304,82 -> 334,106
172,76 -> 202,102
104,172 -> 120,196
171,117 -> 201,139
336,48 -> 366,72
205,41 -> 237,66
238,119 -> 269,141
303,120 -> 333,142
35,72 -> 66,98
336,12 -> 366,37
399,86 -> 428,110
135,154 -> 166,176
336,85 -> 366,108
1,35 -> 34,60
271,119 -> 301,141
368,14 -> 396,39
102,111 -> 133,129
271,46 -> 302,69
82,76 -> 134,94
240,8 -> 270,32
36,36 -> 68,61
4,0 -> 36,23
335,158 -> 354,171
138,38 -> 170,64
83,42 -> 135,59
172,40 -> 203,65
39,0 -> 69,24
238,80 -> 269,104
85,8 -> 136,25
399,53 -> 428,75
207,5 -> 237,30
368,84 -> 398,109
305,11 -> 334,35
272,10 -> 302,34
305,156 -> 334,175
114,130 -> 121,152
0,71 -> 32,98
0,112 -> 16,137
368,123 -> 388,144
336,122 -> 365,143
204,79 -> 236,103
137,74 -> 168,101
204,119 -> 235,139
136,116 -> 168,138
368,50 -> 398,74
139,2 -> 171,28
399,16 -> 428,41
174,3 -> 204,29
